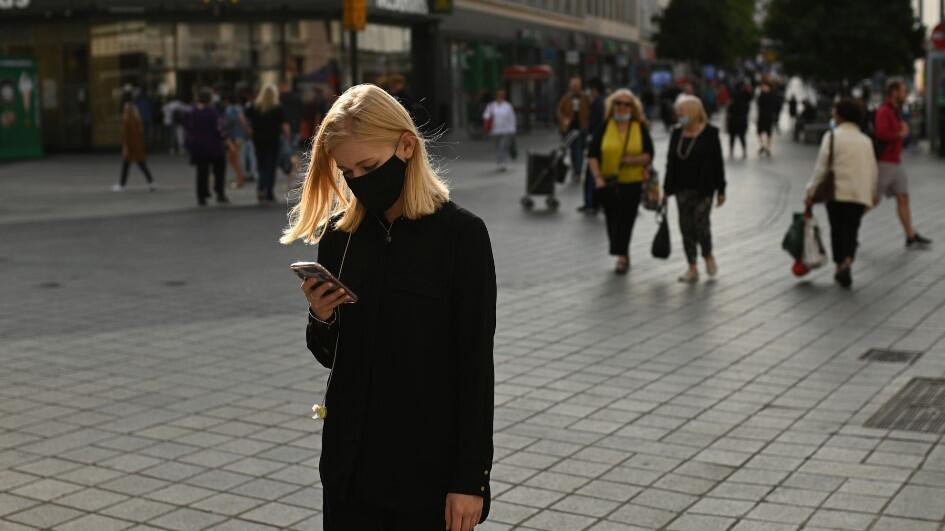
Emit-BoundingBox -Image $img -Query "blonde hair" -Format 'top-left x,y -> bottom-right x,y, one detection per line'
604,88 -> 646,124
674,95 -> 708,127
280,84 -> 449,245
255,83 -> 280,113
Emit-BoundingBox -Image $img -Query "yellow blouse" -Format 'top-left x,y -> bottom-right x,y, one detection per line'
600,120 -> 644,183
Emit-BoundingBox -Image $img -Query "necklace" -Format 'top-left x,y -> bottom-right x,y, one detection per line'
373,213 -> 398,243
676,133 -> 698,160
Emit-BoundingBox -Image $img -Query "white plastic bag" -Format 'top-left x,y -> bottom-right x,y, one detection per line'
803,214 -> 827,269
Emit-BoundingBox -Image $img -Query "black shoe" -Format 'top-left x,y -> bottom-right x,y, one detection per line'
834,266 -> 852,288
216,196 -> 229,204
906,233 -> 932,248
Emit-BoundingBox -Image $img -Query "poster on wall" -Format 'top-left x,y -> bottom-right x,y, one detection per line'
0,57 -> 43,160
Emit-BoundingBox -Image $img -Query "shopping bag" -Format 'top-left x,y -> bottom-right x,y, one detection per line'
802,213 -> 827,269
782,212 -> 805,261
651,204 -> 671,259
641,167 -> 661,211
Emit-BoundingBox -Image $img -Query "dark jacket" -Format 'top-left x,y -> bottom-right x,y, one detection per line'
185,106 -> 225,161
306,201 -> 496,521
664,124 -> 726,198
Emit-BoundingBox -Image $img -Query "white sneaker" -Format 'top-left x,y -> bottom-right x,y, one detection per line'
111,184 -> 125,192
678,270 -> 699,283
705,258 -> 718,277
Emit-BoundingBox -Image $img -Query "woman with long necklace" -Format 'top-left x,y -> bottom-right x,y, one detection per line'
664,95 -> 727,283
280,84 -> 496,531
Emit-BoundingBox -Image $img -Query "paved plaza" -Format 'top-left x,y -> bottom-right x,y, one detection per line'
2,126 -> 945,531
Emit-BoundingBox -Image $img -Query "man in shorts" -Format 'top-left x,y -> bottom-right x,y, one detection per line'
874,79 -> 931,248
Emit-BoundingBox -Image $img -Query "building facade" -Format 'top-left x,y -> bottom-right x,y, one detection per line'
0,0 -> 647,152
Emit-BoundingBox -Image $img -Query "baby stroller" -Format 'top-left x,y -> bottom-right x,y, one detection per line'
521,130 -> 582,211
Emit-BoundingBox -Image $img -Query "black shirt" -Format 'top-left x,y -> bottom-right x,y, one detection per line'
664,125 -> 726,197
247,105 -> 286,151
306,201 -> 496,521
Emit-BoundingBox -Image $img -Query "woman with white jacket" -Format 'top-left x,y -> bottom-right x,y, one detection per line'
482,89 -> 517,172
805,99 -> 878,288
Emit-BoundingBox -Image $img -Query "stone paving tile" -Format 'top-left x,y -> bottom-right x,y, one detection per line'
54,513 -> 134,531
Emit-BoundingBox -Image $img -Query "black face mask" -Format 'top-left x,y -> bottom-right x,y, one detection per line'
344,153 -> 407,216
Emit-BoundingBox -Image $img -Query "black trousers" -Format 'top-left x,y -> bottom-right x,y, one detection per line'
256,145 -> 279,201
120,160 -> 154,185
599,182 -> 642,256
195,156 -> 226,203
676,189 -> 714,264
825,201 -> 866,265
729,132 -> 746,154
324,494 -> 443,531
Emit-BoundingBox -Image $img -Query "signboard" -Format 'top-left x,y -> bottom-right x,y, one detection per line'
374,0 -> 428,14
0,57 -> 43,160
933,22 -> 945,51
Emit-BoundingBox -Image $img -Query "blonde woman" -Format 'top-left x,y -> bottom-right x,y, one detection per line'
663,95 -> 726,283
281,84 -> 495,531
587,88 -> 654,274
247,83 -> 290,205
113,97 -> 156,192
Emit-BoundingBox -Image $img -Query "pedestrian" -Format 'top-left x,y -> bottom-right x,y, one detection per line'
556,76 -> 590,183
804,99 -> 878,288
185,87 -> 228,206
281,83 -> 496,531
874,78 -> 932,248
481,88 -> 516,172
756,81 -> 779,157
113,98 -> 157,192
726,81 -> 751,159
222,91 -> 250,188
280,80 -> 304,189
238,88 -> 259,183
579,78 -> 606,214
587,89 -> 655,275
664,95 -> 726,284
247,83 -> 290,205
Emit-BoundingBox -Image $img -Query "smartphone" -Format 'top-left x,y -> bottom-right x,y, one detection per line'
290,261 -> 359,303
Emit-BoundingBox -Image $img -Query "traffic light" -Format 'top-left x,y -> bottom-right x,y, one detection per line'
343,0 -> 366,32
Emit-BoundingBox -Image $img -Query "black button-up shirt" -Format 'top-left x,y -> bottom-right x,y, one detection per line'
306,201 -> 496,521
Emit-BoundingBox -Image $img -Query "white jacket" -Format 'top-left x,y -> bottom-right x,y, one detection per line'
806,122 -> 878,207
483,101 -> 517,135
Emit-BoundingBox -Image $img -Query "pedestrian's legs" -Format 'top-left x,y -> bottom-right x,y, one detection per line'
676,190 -> 699,265
737,132 -> 747,157
119,160 -> 131,186
694,195 -> 713,258
599,188 -> 620,254
226,140 -> 245,186
569,133 -> 584,179
729,133 -> 735,156
827,201 -> 865,265
195,161 -> 210,205
612,183 -> 642,257
895,193 -> 916,239
136,161 -> 155,184
583,164 -> 597,210
495,134 -> 510,167
243,140 -> 259,180
256,148 -> 277,201
212,156 -> 227,200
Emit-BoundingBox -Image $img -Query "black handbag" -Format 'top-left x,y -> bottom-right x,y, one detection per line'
651,203 -> 671,259
811,130 -> 835,203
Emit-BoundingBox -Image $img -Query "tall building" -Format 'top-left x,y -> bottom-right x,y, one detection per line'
0,0 -> 647,152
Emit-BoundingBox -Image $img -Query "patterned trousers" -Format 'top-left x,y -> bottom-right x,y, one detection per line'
676,189 -> 714,264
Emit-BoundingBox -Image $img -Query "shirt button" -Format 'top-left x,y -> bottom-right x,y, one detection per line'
483,470 -> 489,476
480,486 -> 485,492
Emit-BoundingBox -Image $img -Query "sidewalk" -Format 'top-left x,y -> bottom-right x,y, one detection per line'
2,127 -> 945,531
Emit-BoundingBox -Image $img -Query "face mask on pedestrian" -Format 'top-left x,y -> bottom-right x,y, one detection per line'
829,118 -> 837,129
614,111 -> 632,122
677,115 -> 691,128
344,151 -> 407,216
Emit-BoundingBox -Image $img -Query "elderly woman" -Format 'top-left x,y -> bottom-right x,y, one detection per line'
664,95 -> 726,283
805,99 -> 878,288
587,89 -> 655,274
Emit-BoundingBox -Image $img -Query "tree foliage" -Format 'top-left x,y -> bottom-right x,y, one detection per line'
653,0 -> 760,66
764,0 -> 925,83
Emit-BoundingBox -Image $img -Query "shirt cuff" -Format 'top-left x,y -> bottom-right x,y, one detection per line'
308,308 -> 336,327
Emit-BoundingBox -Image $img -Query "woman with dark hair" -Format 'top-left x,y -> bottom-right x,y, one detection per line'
726,81 -> 751,159
805,99 -> 878,288
587,88 -> 655,275
186,87 -> 228,206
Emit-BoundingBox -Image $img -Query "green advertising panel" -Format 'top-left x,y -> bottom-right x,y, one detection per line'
0,58 -> 43,160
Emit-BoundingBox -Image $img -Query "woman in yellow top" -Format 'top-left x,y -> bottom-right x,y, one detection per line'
588,89 -> 655,274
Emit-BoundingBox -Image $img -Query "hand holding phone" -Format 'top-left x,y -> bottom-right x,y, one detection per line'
292,262 -> 358,321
